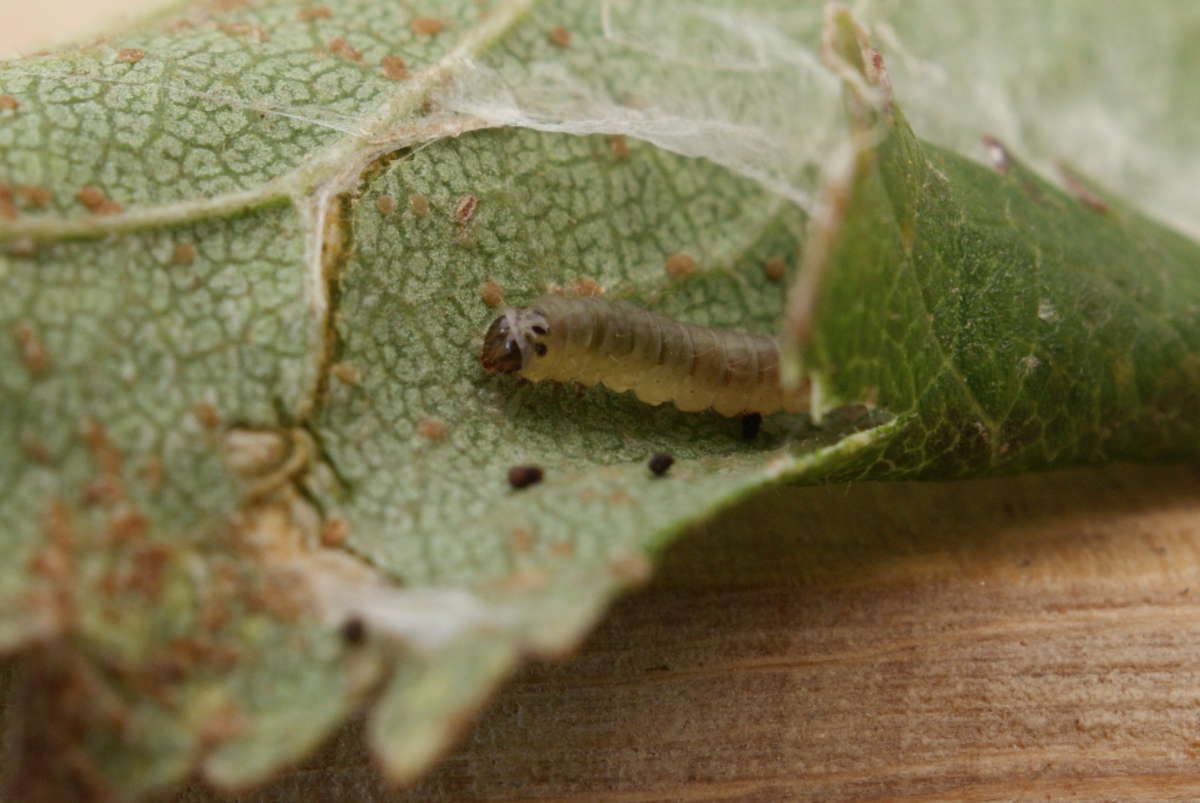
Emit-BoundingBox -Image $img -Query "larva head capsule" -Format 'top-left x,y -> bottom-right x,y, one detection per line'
480,307 -> 550,373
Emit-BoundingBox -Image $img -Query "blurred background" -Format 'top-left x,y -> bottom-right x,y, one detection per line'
1,0 -> 157,58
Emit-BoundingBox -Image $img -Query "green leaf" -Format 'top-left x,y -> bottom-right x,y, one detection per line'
784,6 -> 1200,479
1,0 -> 1198,798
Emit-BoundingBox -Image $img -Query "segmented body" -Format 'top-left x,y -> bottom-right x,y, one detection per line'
480,295 -> 807,417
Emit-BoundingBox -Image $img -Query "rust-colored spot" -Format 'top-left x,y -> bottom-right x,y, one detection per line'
570,278 -> 604,297
509,527 -> 534,553
327,36 -> 361,62
0,197 -> 15,219
454,193 -> 478,224
193,401 -> 220,430
12,323 -> 51,379
211,0 -> 248,11
320,517 -> 348,547
664,252 -> 695,278
127,545 -> 171,599
330,362 -> 360,385
381,55 -> 408,80
76,185 -> 123,216
172,242 -> 196,266
607,134 -> 629,159
416,418 -> 447,441
408,193 -> 429,217
763,256 -> 786,282
410,17 -> 445,35
141,456 -> 164,492
375,194 -> 396,215
479,280 -> 503,307
297,5 -> 332,20
20,436 -> 53,465
115,49 -> 145,64
547,25 -> 571,47
219,22 -> 269,42
549,539 -> 574,557
18,184 -> 51,208
83,419 -> 122,475
106,510 -> 147,544
0,95 -> 18,111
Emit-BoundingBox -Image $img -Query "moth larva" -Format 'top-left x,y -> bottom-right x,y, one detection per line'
480,296 -> 807,417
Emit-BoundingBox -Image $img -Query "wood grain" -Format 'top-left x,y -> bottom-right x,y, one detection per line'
197,462 -> 1200,801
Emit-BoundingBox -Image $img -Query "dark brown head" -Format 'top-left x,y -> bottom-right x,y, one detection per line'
480,307 -> 550,374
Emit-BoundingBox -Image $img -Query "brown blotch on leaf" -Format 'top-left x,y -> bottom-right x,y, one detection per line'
0,197 -> 17,220
507,464 -> 544,490
331,362 -> 361,385
115,49 -> 145,64
509,527 -> 534,553
375,194 -> 396,215
297,5 -> 333,21
219,22 -> 269,42
381,55 -> 408,80
19,185 -> 51,208
408,193 -> 429,217
570,278 -> 604,297
547,25 -> 571,47
549,539 -> 574,557
172,242 -> 196,266
763,256 -> 786,282
21,436 -> 54,465
192,401 -> 220,430
479,280 -> 504,307
320,517 -> 349,547
106,510 -> 147,544
327,37 -> 362,62
410,17 -> 445,35
607,134 -> 629,159
83,419 -> 122,476
0,95 -> 18,111
12,323 -> 51,379
416,418 -> 447,441
454,193 -> 478,224
76,185 -> 123,216
664,252 -> 695,278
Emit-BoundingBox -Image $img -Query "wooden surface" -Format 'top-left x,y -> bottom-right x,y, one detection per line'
201,462 -> 1200,801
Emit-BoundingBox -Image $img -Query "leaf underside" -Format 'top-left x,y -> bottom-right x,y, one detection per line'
0,0 -> 1197,799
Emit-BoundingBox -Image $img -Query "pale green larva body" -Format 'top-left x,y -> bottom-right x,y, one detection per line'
480,295 -> 807,417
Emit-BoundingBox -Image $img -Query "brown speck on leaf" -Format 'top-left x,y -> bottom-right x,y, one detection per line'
381,55 -> 408,80
211,0 -> 248,11
1058,165 -> 1110,214
609,552 -> 652,583
193,401 -> 220,430
507,464 -> 544,490
21,436 -> 53,465
76,185 -> 122,216
115,49 -> 144,64
375,194 -> 396,215
408,193 -> 429,217
416,418 -> 447,441
764,256 -> 787,282
570,278 -> 604,297
331,362 -> 360,385
509,528 -> 534,553
664,252 -> 695,278
479,280 -> 503,307
0,197 -> 16,220
106,510 -> 147,544
550,539 -> 574,557
327,37 -> 362,62
410,17 -> 445,35
18,185 -> 51,208
340,616 -> 366,645
219,22 -> 269,42
141,456 -> 164,492
83,419 -> 122,475
547,25 -> 571,47
607,134 -> 629,159
0,95 -> 18,111
127,545 -> 171,599
741,412 -> 762,441
320,517 -> 348,547
454,193 -> 478,224
172,242 -> 196,266
298,5 -> 333,21
12,323 -> 51,379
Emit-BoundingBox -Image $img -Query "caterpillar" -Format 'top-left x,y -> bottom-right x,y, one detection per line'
480,295 -> 808,417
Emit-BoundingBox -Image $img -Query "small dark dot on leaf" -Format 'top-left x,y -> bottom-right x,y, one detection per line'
508,464 -> 544,490
741,413 -> 762,441
340,616 -> 366,645
647,452 -> 674,476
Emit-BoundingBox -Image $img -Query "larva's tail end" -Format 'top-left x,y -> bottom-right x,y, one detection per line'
480,313 -> 523,373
